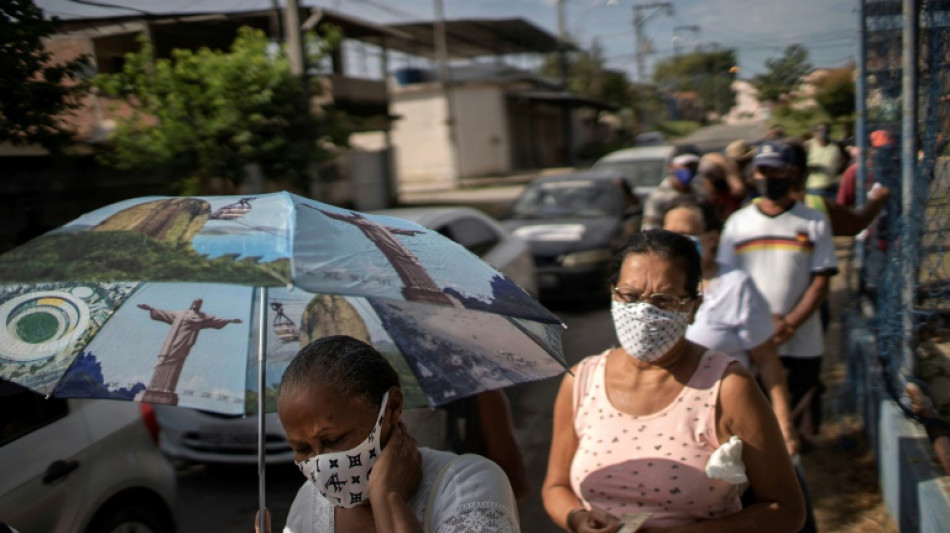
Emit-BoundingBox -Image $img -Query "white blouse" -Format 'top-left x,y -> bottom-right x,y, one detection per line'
283,448 -> 519,533
685,266 -> 775,371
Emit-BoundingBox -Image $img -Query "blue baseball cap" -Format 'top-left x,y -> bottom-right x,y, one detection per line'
752,141 -> 794,168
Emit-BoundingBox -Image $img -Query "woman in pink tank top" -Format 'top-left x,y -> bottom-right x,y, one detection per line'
542,230 -> 804,533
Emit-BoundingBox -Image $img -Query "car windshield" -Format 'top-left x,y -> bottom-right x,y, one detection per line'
592,158 -> 667,188
511,180 -> 623,219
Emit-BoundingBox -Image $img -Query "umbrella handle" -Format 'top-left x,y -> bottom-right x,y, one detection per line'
258,286 -> 268,533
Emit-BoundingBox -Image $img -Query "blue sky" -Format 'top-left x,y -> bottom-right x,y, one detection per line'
38,0 -> 857,79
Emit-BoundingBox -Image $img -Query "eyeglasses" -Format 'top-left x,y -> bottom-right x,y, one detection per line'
612,287 -> 697,311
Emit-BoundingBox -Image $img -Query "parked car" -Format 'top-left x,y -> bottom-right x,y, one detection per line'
154,205 -> 536,466
372,206 -> 538,297
634,131 -> 667,146
153,407 -> 289,466
591,144 -> 676,199
0,381 -> 177,533
501,170 -> 640,300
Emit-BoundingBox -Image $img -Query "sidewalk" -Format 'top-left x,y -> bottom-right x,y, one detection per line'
396,167 -> 576,210
803,238 -> 896,531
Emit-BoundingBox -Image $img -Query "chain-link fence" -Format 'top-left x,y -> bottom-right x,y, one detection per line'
855,0 -> 950,425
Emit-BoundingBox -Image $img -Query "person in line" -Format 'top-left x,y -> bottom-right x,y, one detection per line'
642,153 -> 702,230
765,125 -> 786,140
257,335 -> 519,533
783,139 -> 890,337
661,198 -> 798,454
724,139 -> 757,198
662,199 -> 819,533
786,141 -> 890,238
542,230 -> 804,532
402,389 -> 530,502
696,153 -> 746,224
804,123 -> 845,200
718,141 -> 838,442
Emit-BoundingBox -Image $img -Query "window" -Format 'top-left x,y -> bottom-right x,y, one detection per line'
0,381 -> 68,447
441,217 -> 501,258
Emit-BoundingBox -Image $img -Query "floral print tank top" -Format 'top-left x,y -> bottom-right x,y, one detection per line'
569,350 -> 743,527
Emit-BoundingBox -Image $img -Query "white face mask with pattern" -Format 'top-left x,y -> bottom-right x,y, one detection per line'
611,300 -> 691,362
294,391 -> 389,508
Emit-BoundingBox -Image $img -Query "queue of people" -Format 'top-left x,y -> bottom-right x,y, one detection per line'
255,126 -> 886,532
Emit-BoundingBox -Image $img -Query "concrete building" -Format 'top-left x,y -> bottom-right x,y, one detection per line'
371,19 -> 613,192
387,64 -> 611,191
1,5 -> 411,250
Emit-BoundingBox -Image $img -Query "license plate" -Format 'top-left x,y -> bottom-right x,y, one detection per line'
199,433 -> 256,447
539,274 -> 559,289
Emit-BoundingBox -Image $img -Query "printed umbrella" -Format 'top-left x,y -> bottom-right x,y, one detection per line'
0,192 -> 567,528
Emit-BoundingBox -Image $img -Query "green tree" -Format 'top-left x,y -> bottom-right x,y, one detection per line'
754,44 -> 812,102
542,39 -> 631,108
94,26 -> 346,194
815,65 -> 855,121
0,0 -> 87,151
652,47 -> 738,116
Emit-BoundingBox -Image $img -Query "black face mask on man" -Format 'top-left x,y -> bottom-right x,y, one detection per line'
755,177 -> 790,200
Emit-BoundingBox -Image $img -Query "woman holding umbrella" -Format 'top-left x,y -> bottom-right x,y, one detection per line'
257,335 -> 520,532
542,230 -> 804,532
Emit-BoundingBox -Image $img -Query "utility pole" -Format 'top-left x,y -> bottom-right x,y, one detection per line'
673,25 -> 700,58
283,0 -> 304,77
433,0 -> 462,186
556,0 -> 575,166
633,2 -> 673,82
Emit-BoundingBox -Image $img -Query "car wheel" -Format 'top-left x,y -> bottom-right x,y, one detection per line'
86,505 -> 171,533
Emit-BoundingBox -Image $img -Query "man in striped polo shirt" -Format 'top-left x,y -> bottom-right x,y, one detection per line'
717,140 -> 838,444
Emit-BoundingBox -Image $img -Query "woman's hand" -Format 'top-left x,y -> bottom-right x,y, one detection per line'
569,507 -> 622,533
368,420 -> 422,504
253,508 -> 271,533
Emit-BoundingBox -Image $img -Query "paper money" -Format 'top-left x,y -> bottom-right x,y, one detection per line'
616,512 -> 651,533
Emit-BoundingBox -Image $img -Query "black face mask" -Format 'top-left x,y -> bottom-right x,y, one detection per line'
712,178 -> 730,193
755,177 -> 790,200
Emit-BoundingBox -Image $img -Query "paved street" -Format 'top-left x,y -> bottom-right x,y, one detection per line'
677,121 -> 769,153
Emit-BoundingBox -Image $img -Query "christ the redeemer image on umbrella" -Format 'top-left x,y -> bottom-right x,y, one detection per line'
311,207 -> 454,306
135,298 -> 242,405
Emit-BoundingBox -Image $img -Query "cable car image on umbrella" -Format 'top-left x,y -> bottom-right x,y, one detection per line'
210,197 -> 254,220
270,301 -> 299,342
0,191 -> 567,532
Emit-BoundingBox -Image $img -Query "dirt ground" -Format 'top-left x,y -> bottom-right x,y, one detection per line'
803,240 -> 897,532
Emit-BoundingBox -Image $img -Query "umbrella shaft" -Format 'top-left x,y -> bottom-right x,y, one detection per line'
258,286 -> 268,533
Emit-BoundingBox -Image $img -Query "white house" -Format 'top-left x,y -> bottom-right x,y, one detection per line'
373,19 -> 613,192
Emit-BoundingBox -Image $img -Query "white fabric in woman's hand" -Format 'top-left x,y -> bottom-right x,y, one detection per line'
283,448 -> 518,532
705,435 -> 748,485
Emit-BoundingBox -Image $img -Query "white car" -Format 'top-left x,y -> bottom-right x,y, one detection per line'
153,408 -> 289,466
0,382 -> 177,533
153,205 -> 536,466
591,144 -> 676,199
